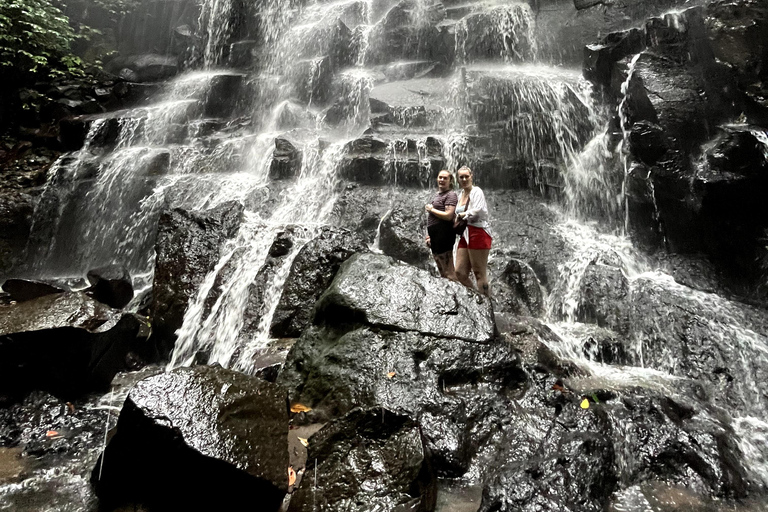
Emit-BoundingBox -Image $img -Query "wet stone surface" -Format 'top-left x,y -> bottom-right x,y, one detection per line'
93,365 -> 289,511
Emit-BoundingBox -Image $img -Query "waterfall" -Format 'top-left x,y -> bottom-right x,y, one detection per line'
169,142 -> 346,371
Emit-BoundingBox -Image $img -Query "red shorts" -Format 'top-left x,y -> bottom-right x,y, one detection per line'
458,225 -> 492,250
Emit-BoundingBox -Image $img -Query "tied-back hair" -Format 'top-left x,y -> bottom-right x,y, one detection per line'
439,170 -> 455,189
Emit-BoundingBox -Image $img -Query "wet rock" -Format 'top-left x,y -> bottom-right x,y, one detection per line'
92,365 -> 288,511
339,134 -> 389,184
0,192 -> 36,278
107,54 -> 180,83
1,279 -> 66,302
475,324 -> 755,510
368,78 -> 449,129
492,258 -> 545,317
378,204 -> 433,270
575,261 -> 631,333
274,101 -> 316,130
558,322 -> 626,364
315,253 -> 495,341
625,19 -> 739,152
647,126 -> 768,291
583,27 -> 645,90
287,408 -> 436,512
294,17 -> 354,70
270,227 -> 367,338
291,56 -> 334,105
567,260 -> 768,415
455,5 -> 536,63
378,60 -> 438,82
479,377 -> 751,511
268,231 -> 294,258
705,0 -> 768,122
366,0 -> 445,65
59,112 -> 123,151
151,201 -> 244,357
0,292 -> 151,399
486,190 -> 570,291
629,120 -> 669,166
464,67 -> 596,172
204,73 -> 247,118
480,407 -> 616,512
85,265 -> 133,309
269,136 -> 302,180
0,389 -> 108,469
229,40 -> 260,68
278,325 -> 524,476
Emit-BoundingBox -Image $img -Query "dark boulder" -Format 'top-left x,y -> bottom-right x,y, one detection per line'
365,0 -> 445,65
85,265 -> 133,309
378,204 -> 433,270
0,192 -> 37,278
269,136 -> 302,180
574,261 -> 631,333
1,279 -> 66,302
314,253 -> 495,341
704,0 -> 768,89
92,365 -> 288,511
563,256 -> 768,415
287,408 -> 436,512
583,27 -> 646,90
0,292 -> 151,399
492,258 -> 545,317
203,72 -> 247,118
278,325 -> 523,476
270,227 -> 367,338
479,374 -> 752,511
278,254 -> 506,475
151,201 -> 244,357
455,5 -> 536,64
628,120 -> 669,166
339,134 -> 389,184
107,54 -> 180,83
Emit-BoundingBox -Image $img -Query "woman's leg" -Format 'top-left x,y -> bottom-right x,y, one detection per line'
433,251 -> 457,281
455,248 -> 474,289
468,249 -> 491,296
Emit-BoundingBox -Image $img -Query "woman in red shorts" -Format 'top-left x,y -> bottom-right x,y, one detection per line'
455,166 -> 492,296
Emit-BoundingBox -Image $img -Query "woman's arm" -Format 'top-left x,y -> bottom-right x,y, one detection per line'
462,188 -> 488,222
426,204 -> 456,221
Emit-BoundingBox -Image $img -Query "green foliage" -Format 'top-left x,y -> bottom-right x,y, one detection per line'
0,0 -> 84,80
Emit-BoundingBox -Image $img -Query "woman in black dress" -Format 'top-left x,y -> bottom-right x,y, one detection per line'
425,170 -> 458,280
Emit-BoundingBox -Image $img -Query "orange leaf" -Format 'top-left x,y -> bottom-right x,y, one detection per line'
290,403 -> 312,413
386,371 -> 396,379
288,466 -> 297,486
46,430 -> 59,437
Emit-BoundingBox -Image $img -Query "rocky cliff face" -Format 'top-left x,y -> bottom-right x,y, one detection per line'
1,0 -> 768,510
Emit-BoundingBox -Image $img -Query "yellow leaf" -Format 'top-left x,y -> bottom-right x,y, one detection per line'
580,398 -> 590,409
298,437 -> 309,448
288,466 -> 297,486
386,371 -> 396,379
290,403 -> 312,413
